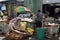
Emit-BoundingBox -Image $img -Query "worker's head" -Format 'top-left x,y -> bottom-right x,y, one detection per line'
17,13 -> 20,16
30,14 -> 33,17
38,10 -> 41,12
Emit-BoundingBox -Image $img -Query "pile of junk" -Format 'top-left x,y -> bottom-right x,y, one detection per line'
5,6 -> 35,40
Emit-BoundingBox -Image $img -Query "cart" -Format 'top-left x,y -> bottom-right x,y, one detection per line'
6,18 -> 34,40
0,20 -> 8,34
44,23 -> 59,38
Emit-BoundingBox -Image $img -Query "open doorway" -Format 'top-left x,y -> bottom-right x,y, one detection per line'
43,4 -> 60,17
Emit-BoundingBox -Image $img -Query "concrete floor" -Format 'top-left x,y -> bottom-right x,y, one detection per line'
0,37 -> 5,40
1,35 -> 60,40
0,36 -> 59,40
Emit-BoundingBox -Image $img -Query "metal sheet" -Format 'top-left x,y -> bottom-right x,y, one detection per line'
0,0 -> 7,2
43,0 -> 60,4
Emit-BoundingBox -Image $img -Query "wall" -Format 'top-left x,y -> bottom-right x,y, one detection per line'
24,0 -> 42,13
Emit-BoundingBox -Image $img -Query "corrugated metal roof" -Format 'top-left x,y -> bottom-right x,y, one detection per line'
0,0 -> 7,2
17,0 -> 24,2
43,0 -> 60,4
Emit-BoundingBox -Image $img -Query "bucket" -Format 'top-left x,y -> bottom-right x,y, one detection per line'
36,28 -> 45,40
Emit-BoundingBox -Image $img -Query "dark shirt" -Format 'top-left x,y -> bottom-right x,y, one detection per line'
36,12 -> 42,21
